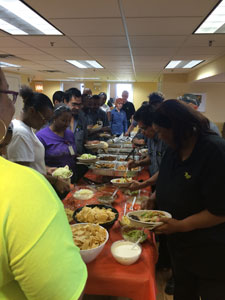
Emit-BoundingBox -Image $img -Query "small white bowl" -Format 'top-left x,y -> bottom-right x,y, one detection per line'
71,223 -> 109,263
111,240 -> 142,265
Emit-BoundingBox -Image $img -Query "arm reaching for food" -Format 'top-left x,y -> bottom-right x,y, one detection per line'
129,171 -> 159,191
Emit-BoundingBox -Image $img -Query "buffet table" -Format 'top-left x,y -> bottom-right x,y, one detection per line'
63,169 -> 158,300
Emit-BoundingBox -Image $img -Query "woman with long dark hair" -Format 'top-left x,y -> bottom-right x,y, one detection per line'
151,99 -> 225,300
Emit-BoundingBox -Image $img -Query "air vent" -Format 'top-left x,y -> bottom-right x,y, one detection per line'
39,70 -> 64,73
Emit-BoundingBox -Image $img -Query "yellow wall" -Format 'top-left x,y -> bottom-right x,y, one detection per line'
162,74 -> 225,123
84,81 -> 108,94
133,82 -> 158,109
30,81 -> 60,101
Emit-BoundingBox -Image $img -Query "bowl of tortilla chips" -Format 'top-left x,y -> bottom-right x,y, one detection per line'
71,223 -> 109,263
73,204 -> 119,230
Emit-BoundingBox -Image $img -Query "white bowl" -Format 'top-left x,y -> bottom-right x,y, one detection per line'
71,223 -> 109,263
111,240 -> 142,265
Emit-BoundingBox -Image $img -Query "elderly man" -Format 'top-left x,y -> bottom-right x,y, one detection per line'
121,90 -> 135,127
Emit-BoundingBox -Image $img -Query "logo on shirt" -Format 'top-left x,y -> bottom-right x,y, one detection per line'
184,172 -> 191,179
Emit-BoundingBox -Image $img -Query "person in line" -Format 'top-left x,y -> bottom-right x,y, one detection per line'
110,98 -> 127,136
128,104 -> 167,187
64,88 -> 89,183
99,92 -> 111,121
121,90 -> 135,127
0,67 -> 87,300
107,97 -> 115,108
36,105 -> 77,183
52,91 -> 65,107
125,101 -> 148,137
148,91 -> 164,110
125,91 -> 164,136
151,99 -> 225,300
64,88 -> 87,155
7,86 -> 69,195
83,87 -> 92,96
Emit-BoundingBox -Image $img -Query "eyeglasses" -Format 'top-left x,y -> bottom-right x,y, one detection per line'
38,111 -> 48,123
0,90 -> 18,104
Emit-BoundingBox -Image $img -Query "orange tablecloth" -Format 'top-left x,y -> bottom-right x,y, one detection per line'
64,169 -> 158,300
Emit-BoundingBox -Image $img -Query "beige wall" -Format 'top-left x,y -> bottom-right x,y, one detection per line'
162,74 -> 225,123
30,81 -> 60,101
133,82 -> 157,109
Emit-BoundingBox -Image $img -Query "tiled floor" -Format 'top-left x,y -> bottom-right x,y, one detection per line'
83,270 -> 173,300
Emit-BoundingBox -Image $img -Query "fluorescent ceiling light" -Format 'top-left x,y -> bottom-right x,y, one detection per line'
165,61 -> 181,69
66,60 -> 87,69
0,0 -> 62,35
0,61 -> 21,67
106,80 -> 135,82
165,60 -> 203,69
195,0 -> 225,34
66,60 -> 104,69
46,79 -> 75,81
86,61 -> 103,69
182,60 -> 203,68
0,18 -> 28,34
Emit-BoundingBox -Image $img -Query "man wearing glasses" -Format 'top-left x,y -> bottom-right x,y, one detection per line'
64,88 -> 88,155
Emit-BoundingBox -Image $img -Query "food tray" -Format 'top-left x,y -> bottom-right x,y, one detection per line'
107,142 -> 133,148
107,147 -> 133,154
114,162 -> 141,177
90,162 -> 115,176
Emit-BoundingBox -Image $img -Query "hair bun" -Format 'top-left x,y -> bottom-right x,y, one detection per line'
20,85 -> 33,103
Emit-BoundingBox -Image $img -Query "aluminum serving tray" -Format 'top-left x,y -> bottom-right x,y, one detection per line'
107,147 -> 132,154
107,142 -> 133,148
90,161 -> 115,176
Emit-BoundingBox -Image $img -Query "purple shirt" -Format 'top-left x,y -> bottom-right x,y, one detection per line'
36,127 -> 76,172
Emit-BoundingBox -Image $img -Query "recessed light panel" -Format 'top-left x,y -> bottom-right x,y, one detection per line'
165,60 -> 203,69
66,60 -> 104,69
194,0 -> 225,34
0,0 -> 62,35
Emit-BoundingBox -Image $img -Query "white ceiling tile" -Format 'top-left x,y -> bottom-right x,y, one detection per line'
40,47 -> 88,57
126,17 -> 203,35
177,47 -> 225,56
132,48 -> 176,56
130,36 -> 186,47
70,36 -> 128,48
85,48 -> 130,56
183,35 -> 225,47
0,47 -> 45,55
25,0 -> 120,18
123,0 -> 218,17
17,54 -> 57,61
50,19 -> 124,36
15,36 -> 77,48
0,37 -> 28,48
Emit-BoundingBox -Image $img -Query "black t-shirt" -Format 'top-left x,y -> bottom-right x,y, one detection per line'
122,101 -> 135,124
156,134 -> 225,247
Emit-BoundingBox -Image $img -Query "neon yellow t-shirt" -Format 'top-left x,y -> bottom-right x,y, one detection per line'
0,157 -> 87,300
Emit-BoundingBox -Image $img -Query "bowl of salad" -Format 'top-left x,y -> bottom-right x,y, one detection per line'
111,177 -> 133,188
77,153 -> 98,164
121,226 -> 148,243
52,165 -> 73,184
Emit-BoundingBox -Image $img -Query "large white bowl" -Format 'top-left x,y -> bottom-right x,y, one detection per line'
71,223 -> 109,263
111,240 -> 142,265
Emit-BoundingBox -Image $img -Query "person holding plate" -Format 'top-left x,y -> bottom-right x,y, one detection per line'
151,99 -> 225,300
